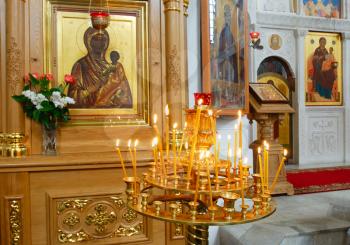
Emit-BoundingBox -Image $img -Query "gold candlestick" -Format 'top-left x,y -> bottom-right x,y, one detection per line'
187,99 -> 203,178
205,151 -> 214,208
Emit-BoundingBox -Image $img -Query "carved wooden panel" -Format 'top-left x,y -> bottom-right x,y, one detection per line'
48,193 -> 149,245
4,197 -> 24,245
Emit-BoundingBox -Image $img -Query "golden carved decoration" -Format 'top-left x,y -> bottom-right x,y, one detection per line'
163,0 -> 181,12
63,213 -> 80,228
58,230 -> 90,243
174,223 -> 183,237
183,0 -> 189,16
9,200 -> 22,245
167,46 -> 181,93
7,37 -> 22,95
85,204 -> 117,234
55,195 -> 145,243
57,199 -> 89,214
110,196 -> 125,209
122,208 -> 138,223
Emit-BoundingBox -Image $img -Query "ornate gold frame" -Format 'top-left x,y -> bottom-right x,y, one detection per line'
44,0 -> 149,125
304,31 -> 342,106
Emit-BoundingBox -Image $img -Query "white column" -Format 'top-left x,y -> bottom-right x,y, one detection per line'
293,29 -> 308,165
342,32 -> 350,163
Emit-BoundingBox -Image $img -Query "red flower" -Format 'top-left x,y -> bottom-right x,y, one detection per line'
64,74 -> 76,85
24,74 -> 30,83
41,73 -> 54,81
32,73 -> 39,79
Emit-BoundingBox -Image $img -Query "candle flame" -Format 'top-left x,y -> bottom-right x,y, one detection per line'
218,134 -> 222,140
173,123 -> 178,129
206,151 -> 211,158
244,157 -> 248,164
284,149 -> 288,157
228,149 -> 232,158
234,124 -> 238,130
238,110 -> 242,119
199,151 -> 205,160
165,104 -> 169,116
184,122 -> 188,128
116,139 -> 120,147
227,135 -> 232,140
266,144 -> 270,151
258,147 -> 261,154
208,110 -> 213,116
237,148 -> 242,157
153,114 -> 158,124
134,139 -> 139,148
185,142 -> 189,150
263,140 -> 267,147
128,139 -> 132,148
198,98 -> 203,106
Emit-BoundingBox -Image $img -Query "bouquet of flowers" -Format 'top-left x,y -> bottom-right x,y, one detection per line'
12,73 -> 76,129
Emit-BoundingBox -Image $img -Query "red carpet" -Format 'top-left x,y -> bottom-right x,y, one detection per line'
287,166 -> 350,194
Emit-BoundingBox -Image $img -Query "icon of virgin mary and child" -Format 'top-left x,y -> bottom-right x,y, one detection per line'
68,27 -> 133,108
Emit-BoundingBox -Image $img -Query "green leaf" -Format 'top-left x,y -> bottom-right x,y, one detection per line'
33,110 -> 41,122
40,101 -> 54,112
29,74 -> 39,86
12,95 -> 28,103
23,85 -> 30,91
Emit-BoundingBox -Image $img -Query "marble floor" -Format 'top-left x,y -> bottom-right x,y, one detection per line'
210,190 -> 350,245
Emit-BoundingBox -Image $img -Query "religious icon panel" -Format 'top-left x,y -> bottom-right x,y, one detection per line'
201,0 -> 249,115
305,32 -> 342,106
302,0 -> 341,18
45,0 -> 149,123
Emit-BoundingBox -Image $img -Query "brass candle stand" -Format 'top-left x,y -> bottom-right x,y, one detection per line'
122,106 -> 276,245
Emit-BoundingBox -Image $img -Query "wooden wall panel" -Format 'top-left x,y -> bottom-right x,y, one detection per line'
0,0 -> 6,133
29,166 -> 165,245
0,173 -> 31,245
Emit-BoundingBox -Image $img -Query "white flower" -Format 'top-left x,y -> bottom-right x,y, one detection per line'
31,93 -> 48,106
36,104 -> 43,110
63,97 -> 75,105
22,90 -> 36,100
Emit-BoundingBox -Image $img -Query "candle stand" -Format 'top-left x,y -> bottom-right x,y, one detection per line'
122,103 -> 276,244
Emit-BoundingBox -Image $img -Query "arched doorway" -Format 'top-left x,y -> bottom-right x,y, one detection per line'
257,56 -> 295,161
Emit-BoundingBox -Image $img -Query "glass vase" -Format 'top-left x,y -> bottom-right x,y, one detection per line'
42,125 -> 57,155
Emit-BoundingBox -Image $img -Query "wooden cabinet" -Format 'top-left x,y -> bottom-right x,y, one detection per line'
0,153 -> 185,244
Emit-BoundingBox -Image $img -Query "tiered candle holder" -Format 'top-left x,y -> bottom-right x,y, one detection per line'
120,95 -> 276,244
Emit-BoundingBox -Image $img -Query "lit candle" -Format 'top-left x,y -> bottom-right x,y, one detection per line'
194,151 -> 205,204
239,152 -> 245,206
133,139 -> 139,179
216,134 -> 221,179
128,139 -> 136,192
234,124 -> 238,174
206,151 -> 214,208
238,110 -> 243,159
263,141 -> 267,191
172,122 -> 178,177
116,139 -> 127,178
188,99 -> 203,178
179,122 -> 187,156
152,137 -> 159,171
153,114 -> 166,177
271,149 -> 288,193
227,148 -> 232,183
258,147 -> 265,194
265,143 -> 270,190
165,105 -> 170,161
227,135 -> 232,161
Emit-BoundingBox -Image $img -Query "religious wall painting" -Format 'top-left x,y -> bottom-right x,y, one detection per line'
201,0 -> 249,115
45,0 -> 149,123
269,34 -> 282,50
305,32 -> 342,106
302,0 -> 340,18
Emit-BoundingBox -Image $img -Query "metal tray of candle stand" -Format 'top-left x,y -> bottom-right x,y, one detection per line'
125,169 -> 276,226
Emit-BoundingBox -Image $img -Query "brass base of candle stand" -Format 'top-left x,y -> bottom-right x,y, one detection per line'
186,225 -> 209,245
